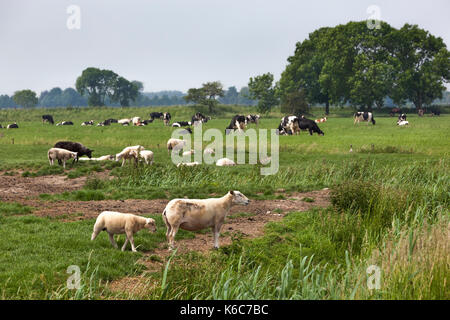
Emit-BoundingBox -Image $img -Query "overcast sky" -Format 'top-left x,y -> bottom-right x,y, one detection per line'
1,0 -> 449,95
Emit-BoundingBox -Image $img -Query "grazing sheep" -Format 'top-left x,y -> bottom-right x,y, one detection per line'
91,211 -> 157,252
48,148 -> 77,169
177,161 -> 199,167
162,191 -> 249,249
167,138 -> 186,156
137,150 -> 154,165
116,145 -> 144,166
216,158 -> 236,166
54,141 -> 93,163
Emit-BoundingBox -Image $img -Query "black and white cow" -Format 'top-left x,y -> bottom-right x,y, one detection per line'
192,112 -> 210,125
56,121 -> 74,126
278,116 -> 300,135
141,119 -> 154,125
150,112 -> 164,121
81,120 -> 94,126
172,121 -> 191,127
354,112 -> 376,125
42,115 -> 54,125
7,122 -> 18,129
225,115 -> 247,134
163,112 -> 171,126
298,118 -> 324,136
246,114 -> 260,125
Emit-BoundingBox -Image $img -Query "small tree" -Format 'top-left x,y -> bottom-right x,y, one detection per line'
12,90 -> 38,108
248,73 -> 278,114
184,81 -> 224,113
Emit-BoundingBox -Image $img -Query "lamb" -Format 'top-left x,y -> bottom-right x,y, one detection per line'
182,149 -> 195,157
203,148 -> 215,155
48,147 -> 78,169
162,191 -> 249,249
167,138 -> 186,156
216,158 -> 236,166
116,145 -> 144,167
79,155 -> 115,161
91,211 -> 157,252
137,150 -> 154,165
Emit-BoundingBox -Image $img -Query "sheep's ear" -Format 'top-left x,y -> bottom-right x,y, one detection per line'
229,190 -> 234,195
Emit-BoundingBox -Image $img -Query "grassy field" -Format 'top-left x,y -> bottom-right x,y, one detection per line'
0,105 -> 448,299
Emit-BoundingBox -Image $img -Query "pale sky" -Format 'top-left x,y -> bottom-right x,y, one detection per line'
1,0 -> 449,95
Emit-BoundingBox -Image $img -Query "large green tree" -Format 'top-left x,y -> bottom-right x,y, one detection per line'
390,24 -> 450,110
248,73 -> 278,114
110,77 -> 140,107
12,90 -> 38,108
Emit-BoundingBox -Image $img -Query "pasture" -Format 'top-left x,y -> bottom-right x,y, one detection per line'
0,106 -> 448,299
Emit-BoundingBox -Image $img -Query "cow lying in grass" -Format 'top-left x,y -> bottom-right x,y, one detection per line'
162,191 -> 249,249
91,211 -> 156,252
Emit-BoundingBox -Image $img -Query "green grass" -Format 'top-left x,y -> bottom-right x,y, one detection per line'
0,106 -> 448,299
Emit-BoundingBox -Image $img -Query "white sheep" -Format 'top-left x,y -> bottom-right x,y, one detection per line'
137,150 -> 154,165
79,155 -> 115,161
203,148 -> 215,155
167,138 -> 186,156
116,145 -> 144,166
176,161 -> 199,167
182,149 -> 195,157
47,148 -> 77,169
162,191 -> 249,249
216,158 -> 236,166
91,211 -> 157,252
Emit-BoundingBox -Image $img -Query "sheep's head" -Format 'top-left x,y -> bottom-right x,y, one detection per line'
229,190 -> 249,206
145,218 -> 157,232
86,149 -> 93,158
71,152 -> 78,159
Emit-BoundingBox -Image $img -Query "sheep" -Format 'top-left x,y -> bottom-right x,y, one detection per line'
116,145 -> 144,167
176,162 -> 199,167
137,150 -> 154,165
162,191 -> 249,249
91,211 -> 157,252
54,141 -> 93,163
203,148 -> 215,155
167,138 -> 186,156
216,158 -> 236,166
182,149 -> 195,157
79,155 -> 115,161
397,120 -> 409,126
48,148 -> 78,169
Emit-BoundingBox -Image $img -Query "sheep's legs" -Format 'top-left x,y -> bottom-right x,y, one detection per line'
108,233 -> 118,249
213,224 -> 222,249
63,160 -> 66,169
121,237 -> 129,251
168,225 -> 179,250
125,231 -> 137,252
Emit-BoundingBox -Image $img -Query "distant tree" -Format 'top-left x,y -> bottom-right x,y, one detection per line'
248,73 -> 278,113
0,94 -> 17,108
12,90 -> 38,108
75,67 -> 118,106
221,86 -> 239,104
184,81 -> 224,113
110,77 -> 140,107
237,86 -> 257,105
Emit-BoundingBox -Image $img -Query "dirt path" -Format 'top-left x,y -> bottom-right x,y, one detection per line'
0,172 -> 331,296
